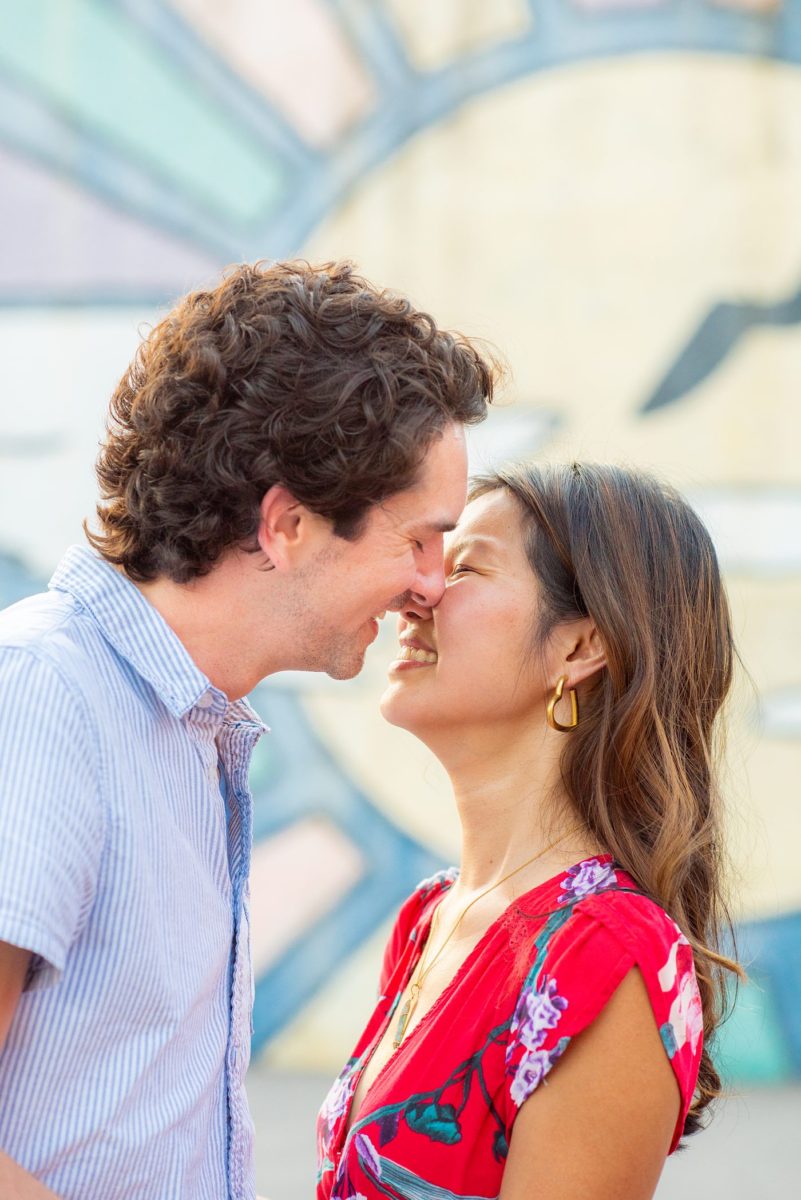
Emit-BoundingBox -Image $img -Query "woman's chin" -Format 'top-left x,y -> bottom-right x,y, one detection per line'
379,682 -> 428,732
379,684 -> 405,728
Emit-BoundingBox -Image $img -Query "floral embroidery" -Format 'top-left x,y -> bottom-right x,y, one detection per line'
510,1044 -> 568,1106
325,1074 -> 357,1124
354,1133 -> 382,1179
558,857 -> 618,904
408,869 -> 459,946
508,976 -> 568,1054
415,867 -> 459,903
319,1058 -> 360,1160
657,927 -> 690,991
317,856 -> 701,1197
658,933 -> 703,1055
506,975 -> 569,1106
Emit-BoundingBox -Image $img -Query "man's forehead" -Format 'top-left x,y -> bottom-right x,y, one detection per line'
374,498 -> 457,532
390,514 -> 458,539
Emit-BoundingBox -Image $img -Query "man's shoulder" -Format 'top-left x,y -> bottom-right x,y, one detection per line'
0,588 -> 107,697
0,587 -> 75,644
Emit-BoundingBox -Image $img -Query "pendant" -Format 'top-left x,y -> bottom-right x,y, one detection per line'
392,983 -> 420,1049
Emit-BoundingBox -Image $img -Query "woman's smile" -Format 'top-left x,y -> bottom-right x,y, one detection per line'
389,633 -> 439,671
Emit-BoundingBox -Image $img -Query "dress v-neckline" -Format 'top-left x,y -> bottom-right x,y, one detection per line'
341,884 -> 453,1141
339,856 -> 613,1145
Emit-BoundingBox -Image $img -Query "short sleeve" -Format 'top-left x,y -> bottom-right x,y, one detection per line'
378,868 -> 458,997
0,647 -> 104,987
502,890 -> 702,1155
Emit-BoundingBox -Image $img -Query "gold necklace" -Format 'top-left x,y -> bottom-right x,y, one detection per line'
391,824 -> 585,1049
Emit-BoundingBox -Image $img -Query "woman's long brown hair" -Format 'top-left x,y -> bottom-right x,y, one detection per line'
472,462 -> 744,1139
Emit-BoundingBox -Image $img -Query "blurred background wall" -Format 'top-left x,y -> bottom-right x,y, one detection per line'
1,0 -> 800,1102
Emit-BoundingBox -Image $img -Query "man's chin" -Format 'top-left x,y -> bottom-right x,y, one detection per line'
325,652 -> 367,682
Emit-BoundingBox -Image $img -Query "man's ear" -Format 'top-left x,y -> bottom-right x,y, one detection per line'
564,619 -> 607,689
255,485 -> 304,570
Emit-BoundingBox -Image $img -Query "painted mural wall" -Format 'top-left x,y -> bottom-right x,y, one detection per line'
0,0 -> 799,1086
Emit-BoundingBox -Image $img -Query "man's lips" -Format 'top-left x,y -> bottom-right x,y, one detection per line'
366,610 -> 390,642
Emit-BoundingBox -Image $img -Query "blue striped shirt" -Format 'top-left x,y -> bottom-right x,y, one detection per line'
0,545 -> 267,1199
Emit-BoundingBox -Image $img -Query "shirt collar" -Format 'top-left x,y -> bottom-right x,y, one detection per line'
49,545 -> 266,730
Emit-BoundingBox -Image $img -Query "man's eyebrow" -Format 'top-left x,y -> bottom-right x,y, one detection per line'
413,519 -> 458,535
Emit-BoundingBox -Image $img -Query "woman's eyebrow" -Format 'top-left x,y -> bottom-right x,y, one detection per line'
447,534 -> 503,559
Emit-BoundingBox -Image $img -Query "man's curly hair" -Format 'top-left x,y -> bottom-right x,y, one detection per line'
86,260 -> 496,582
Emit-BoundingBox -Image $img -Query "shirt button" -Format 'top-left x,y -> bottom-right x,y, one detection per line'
196,691 -> 214,709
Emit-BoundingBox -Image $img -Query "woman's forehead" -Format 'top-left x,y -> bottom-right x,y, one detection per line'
446,489 -> 526,560
454,487 -> 517,536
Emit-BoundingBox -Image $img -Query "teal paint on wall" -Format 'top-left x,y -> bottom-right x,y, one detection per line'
716,973 -> 796,1086
248,733 -> 282,794
0,0 -> 286,224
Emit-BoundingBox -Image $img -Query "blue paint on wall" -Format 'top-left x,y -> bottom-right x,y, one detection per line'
246,682 -> 442,1049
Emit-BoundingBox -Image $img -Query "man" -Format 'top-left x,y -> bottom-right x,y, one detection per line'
0,260 -> 494,1199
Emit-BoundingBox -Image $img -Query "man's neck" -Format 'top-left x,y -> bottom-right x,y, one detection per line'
128,555 -> 280,700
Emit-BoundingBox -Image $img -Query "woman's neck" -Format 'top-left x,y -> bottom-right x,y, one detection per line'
432,719 -> 601,895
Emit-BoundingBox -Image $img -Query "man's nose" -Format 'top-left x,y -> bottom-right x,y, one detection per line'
402,555 -> 446,621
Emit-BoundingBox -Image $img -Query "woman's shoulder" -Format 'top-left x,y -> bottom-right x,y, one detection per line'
403,866 -> 459,935
520,856 -> 686,950
525,858 -> 697,1007
414,865 -> 460,898
397,865 -> 459,924
503,858 -> 702,1151
571,865 -> 692,969
377,866 -> 458,994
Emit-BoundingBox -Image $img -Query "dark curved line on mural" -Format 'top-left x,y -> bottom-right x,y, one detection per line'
0,67 -> 281,262
642,281 -> 801,412
2,1 -> 797,279
115,0 -> 322,172
252,851 -> 439,1050
263,0 -> 801,255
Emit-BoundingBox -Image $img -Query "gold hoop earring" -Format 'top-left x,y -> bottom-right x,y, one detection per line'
546,675 -> 579,733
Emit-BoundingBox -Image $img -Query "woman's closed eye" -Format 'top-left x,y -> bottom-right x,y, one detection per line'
449,563 -> 475,576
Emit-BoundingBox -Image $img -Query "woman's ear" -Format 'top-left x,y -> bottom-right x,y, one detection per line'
564,619 -> 607,688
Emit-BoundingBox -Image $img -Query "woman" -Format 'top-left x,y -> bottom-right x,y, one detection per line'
317,463 -> 743,1200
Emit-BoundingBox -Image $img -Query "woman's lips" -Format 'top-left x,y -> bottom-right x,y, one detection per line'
396,644 -> 438,664
389,640 -> 439,672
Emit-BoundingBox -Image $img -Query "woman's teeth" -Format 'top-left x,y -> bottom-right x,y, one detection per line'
396,645 -> 438,664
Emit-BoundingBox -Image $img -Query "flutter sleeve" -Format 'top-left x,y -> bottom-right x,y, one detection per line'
378,868 -> 459,998
502,887 -> 703,1155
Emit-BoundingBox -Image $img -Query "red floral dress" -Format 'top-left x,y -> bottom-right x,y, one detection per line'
316,856 -> 703,1200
